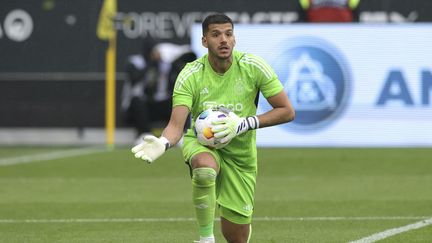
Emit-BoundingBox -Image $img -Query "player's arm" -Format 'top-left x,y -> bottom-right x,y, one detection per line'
257,90 -> 295,128
132,105 -> 189,163
161,105 -> 190,145
212,91 -> 295,143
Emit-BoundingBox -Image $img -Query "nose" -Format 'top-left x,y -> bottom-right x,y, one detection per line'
220,34 -> 228,43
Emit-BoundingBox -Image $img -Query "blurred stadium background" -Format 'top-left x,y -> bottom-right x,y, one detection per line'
1,0 -> 432,242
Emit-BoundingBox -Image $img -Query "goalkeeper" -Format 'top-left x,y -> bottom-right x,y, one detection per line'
132,13 -> 295,243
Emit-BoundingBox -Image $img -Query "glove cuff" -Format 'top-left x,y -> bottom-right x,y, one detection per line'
246,116 -> 259,130
159,136 -> 171,151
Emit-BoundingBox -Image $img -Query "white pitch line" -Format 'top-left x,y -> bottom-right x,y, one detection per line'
0,147 -> 106,166
349,217 -> 432,243
254,216 -> 429,221
0,218 -> 196,224
0,216 -> 429,224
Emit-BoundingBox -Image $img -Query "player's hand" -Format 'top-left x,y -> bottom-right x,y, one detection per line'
131,135 -> 170,164
211,110 -> 259,144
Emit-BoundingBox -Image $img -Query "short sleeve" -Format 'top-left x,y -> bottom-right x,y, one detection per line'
244,54 -> 284,98
172,62 -> 202,110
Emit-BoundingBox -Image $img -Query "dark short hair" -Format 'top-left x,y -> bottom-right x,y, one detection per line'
202,13 -> 234,35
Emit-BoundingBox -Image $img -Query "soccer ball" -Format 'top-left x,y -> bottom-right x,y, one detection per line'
194,108 -> 229,149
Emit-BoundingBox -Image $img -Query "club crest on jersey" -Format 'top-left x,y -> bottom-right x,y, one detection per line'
235,78 -> 245,95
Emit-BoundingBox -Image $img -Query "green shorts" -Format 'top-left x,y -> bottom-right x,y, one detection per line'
182,136 -> 257,224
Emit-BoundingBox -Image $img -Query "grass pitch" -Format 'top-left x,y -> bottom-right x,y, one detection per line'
0,147 -> 431,242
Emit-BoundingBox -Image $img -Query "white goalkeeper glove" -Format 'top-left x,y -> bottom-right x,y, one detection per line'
131,135 -> 170,164
211,110 -> 259,144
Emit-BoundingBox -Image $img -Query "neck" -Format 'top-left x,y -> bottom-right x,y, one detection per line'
208,54 -> 233,74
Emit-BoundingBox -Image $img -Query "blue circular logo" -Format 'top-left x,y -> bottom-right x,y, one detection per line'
261,37 -> 351,132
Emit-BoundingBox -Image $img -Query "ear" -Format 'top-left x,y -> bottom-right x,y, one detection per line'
202,36 -> 208,48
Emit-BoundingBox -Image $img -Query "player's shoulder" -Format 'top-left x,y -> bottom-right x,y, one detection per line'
236,51 -> 273,78
183,57 -> 205,71
236,51 -> 268,66
177,58 -> 205,80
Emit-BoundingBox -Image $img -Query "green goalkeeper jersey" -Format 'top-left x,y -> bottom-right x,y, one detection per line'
173,50 -> 283,171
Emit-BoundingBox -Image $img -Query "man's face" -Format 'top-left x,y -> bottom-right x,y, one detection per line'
202,23 -> 236,60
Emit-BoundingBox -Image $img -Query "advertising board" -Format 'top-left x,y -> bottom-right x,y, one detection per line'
191,24 -> 432,146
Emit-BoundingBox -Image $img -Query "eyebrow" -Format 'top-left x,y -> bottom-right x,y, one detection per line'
210,29 -> 233,34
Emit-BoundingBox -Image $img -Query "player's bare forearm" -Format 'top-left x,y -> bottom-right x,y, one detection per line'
257,107 -> 294,128
257,91 -> 295,128
161,105 -> 190,146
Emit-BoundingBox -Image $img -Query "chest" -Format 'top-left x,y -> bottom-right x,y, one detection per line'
194,69 -> 258,114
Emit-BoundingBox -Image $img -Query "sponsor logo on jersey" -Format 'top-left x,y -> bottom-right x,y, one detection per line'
203,101 -> 244,112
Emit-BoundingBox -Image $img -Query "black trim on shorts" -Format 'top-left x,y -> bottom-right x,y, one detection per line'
185,160 -> 193,178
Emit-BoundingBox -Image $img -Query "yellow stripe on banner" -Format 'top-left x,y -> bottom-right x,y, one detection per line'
105,36 -> 116,148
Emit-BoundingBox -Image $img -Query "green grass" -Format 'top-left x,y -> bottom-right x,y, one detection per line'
0,147 -> 431,242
